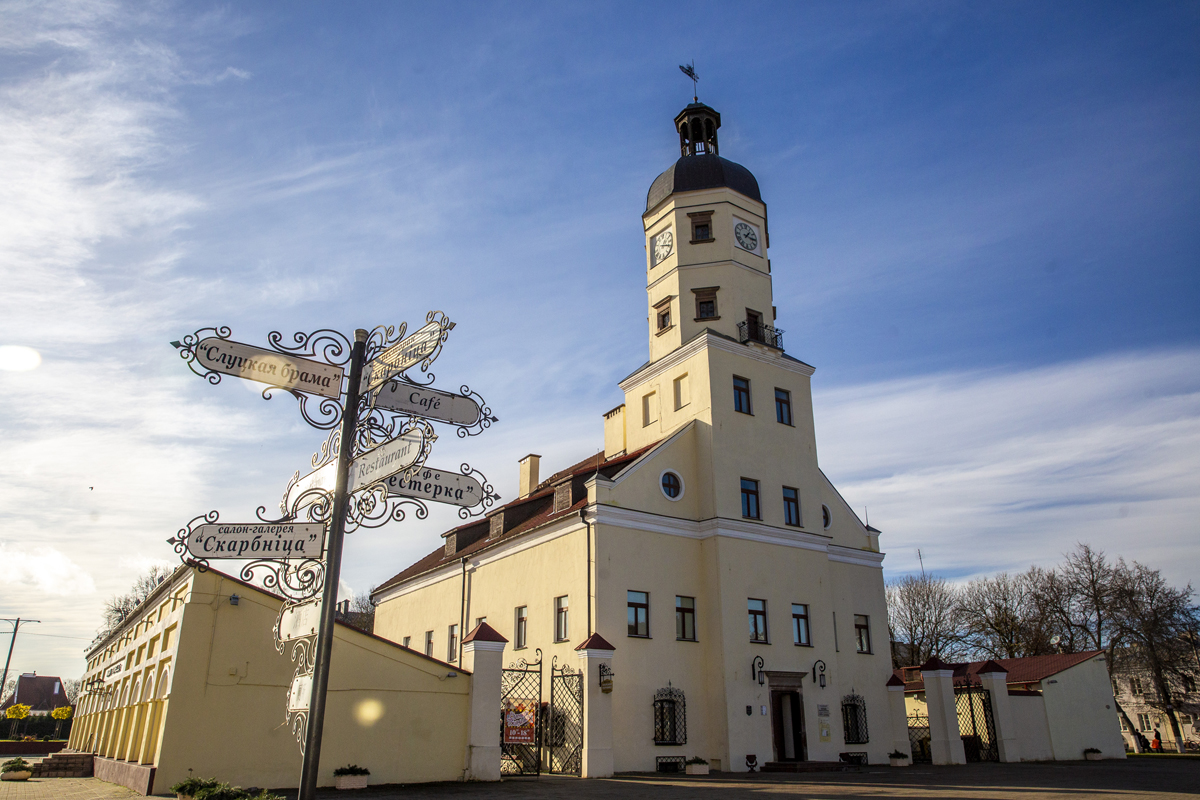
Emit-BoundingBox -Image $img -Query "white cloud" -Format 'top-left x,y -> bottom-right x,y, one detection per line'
814,349 -> 1200,586
0,543 -> 96,596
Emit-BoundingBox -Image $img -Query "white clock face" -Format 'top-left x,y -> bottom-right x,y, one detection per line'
734,221 -> 759,253
652,229 -> 674,266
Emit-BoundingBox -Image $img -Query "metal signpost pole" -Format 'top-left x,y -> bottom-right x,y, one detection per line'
0,618 -> 39,704
298,328 -> 368,800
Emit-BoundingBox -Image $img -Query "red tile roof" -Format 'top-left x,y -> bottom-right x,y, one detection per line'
575,632 -> 616,651
372,443 -> 660,596
463,622 -> 508,643
1,675 -> 71,713
894,650 -> 1105,691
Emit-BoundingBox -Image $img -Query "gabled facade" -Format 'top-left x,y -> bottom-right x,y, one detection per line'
0,674 -> 71,716
373,102 -> 894,772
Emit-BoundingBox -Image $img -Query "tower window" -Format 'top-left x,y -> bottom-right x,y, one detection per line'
783,486 -> 801,527
688,211 -> 714,243
654,296 -> 673,333
775,389 -> 793,425
733,376 -> 752,414
741,478 -> 761,520
692,286 -> 719,320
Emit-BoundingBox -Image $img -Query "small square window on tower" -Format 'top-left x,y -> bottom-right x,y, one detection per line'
688,210 -> 714,243
692,286 -> 719,321
653,296 -> 673,334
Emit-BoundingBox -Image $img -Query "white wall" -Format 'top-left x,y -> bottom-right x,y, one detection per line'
1041,655 -> 1126,760
1009,695 -> 1053,761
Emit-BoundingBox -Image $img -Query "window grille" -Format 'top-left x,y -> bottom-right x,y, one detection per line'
842,693 -> 868,744
653,684 -> 687,745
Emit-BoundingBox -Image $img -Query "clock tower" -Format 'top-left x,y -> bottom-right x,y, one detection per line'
643,102 -> 775,364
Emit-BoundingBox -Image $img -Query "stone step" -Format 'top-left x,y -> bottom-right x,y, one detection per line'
761,760 -> 852,773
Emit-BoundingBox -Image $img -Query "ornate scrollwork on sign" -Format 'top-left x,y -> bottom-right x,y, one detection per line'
171,327 -> 232,384
455,385 -> 499,438
239,558 -> 326,603
166,510 -> 221,572
266,328 -> 353,367
363,322 -> 409,364
345,489 -> 430,534
458,463 -> 500,519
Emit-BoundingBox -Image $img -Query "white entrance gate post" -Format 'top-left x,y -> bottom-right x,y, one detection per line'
977,661 -> 1021,763
920,657 -> 966,765
461,622 -> 508,781
885,674 -> 914,761
575,633 -> 616,778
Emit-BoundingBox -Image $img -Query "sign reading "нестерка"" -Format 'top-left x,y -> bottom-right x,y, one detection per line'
186,523 -> 326,560
194,338 -> 345,399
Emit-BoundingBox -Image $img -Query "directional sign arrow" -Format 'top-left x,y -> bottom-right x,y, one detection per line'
360,320 -> 449,394
185,523 -> 327,561
384,466 -> 488,508
191,338 -> 345,399
373,383 -> 483,426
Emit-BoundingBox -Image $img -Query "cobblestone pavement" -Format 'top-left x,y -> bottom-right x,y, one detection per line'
1,760 -> 1197,799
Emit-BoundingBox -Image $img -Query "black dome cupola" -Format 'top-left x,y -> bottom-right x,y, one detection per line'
675,103 -> 720,157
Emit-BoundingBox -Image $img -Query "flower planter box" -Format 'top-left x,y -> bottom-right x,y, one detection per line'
1,771 -> 31,781
335,774 -> 369,790
685,764 -> 709,775
1084,752 -> 1103,761
889,757 -> 910,767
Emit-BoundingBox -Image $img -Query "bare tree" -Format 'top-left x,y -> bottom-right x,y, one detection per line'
96,565 -> 174,639
338,591 -> 376,635
61,678 -> 81,705
887,572 -> 964,667
957,569 -> 1059,659
1113,561 -> 1200,752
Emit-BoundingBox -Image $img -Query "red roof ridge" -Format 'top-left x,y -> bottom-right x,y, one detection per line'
575,632 -> 617,651
463,621 -> 508,644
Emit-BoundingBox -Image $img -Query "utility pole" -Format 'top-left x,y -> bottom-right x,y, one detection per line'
0,618 -> 41,703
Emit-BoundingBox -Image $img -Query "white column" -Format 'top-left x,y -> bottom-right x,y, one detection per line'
462,637 -> 506,781
577,645 -> 615,778
978,666 -> 1021,763
886,678 -> 913,762
921,659 -> 966,766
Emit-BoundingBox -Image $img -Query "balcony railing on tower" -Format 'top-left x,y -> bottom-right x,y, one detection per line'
737,319 -> 784,349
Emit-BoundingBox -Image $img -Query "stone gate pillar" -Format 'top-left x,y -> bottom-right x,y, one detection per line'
920,657 -> 966,765
461,622 -> 508,781
977,661 -> 1020,763
885,675 -> 913,761
575,633 -> 616,778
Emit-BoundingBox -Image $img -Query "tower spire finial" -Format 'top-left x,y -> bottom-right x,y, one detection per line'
678,61 -> 698,103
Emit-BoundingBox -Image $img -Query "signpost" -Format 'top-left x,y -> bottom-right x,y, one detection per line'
169,311 -> 495,800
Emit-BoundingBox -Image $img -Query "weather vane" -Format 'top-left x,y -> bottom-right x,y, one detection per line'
679,61 -> 698,102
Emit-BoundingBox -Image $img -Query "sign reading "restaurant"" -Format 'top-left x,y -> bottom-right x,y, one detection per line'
186,523 -> 327,560
195,338 -> 345,399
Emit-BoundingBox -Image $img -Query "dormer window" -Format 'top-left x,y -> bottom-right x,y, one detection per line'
688,211 -> 714,244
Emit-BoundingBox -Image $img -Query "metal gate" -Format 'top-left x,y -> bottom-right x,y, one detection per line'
546,656 -> 583,776
955,682 -> 998,762
906,712 -> 933,763
501,649 -> 542,776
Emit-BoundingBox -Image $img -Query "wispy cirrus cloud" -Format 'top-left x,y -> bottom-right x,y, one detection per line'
814,348 -> 1200,586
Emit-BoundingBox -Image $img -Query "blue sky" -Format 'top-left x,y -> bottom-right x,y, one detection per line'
1,1 -> 1197,679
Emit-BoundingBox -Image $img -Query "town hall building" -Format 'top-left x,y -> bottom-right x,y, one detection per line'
371,101 -> 895,774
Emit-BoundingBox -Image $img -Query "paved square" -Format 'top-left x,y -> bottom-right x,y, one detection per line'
1,760 -> 1196,799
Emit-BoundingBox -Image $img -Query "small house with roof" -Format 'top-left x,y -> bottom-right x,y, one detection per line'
1,673 -> 71,716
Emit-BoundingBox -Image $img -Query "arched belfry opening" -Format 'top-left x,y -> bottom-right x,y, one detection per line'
675,103 -> 720,157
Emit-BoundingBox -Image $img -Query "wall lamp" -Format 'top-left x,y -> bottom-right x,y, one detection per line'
751,655 -> 765,686
812,659 -> 826,689
229,594 -> 240,606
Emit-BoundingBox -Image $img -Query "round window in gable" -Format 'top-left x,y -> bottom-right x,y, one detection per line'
822,504 -> 832,530
660,470 -> 684,501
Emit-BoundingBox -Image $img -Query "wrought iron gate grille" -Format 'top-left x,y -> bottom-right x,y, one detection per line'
547,656 -> 583,776
906,713 -> 932,763
955,683 -> 998,762
501,649 -> 542,776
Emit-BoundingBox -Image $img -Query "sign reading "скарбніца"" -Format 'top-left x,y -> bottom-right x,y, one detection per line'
186,523 -> 326,560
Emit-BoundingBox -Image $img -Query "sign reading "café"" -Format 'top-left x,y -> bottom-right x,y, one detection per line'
373,383 -> 482,426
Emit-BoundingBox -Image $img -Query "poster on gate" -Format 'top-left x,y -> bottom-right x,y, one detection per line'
503,699 -> 537,744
